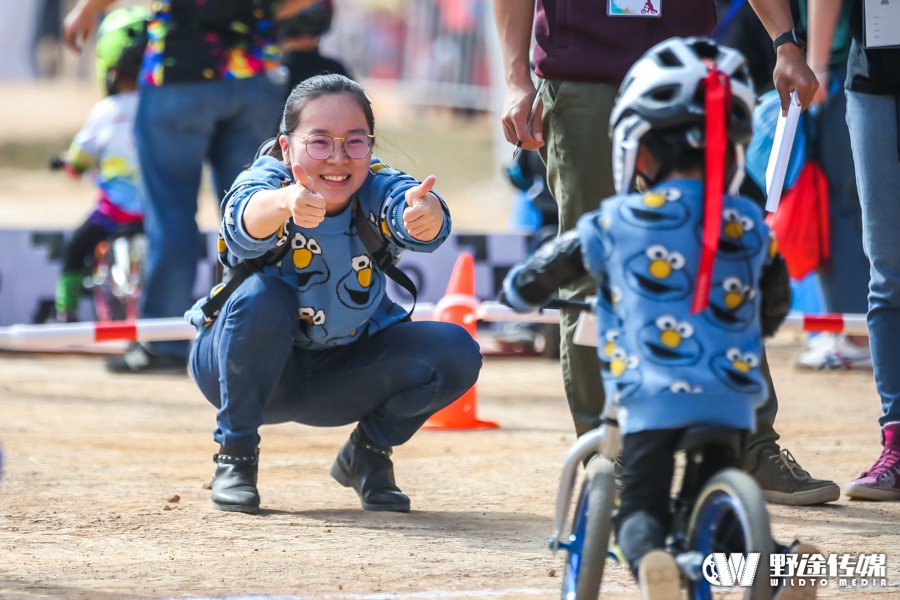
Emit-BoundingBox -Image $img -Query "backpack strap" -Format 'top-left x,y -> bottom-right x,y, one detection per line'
200,206 -> 418,323
354,207 -> 417,319
199,237 -> 290,321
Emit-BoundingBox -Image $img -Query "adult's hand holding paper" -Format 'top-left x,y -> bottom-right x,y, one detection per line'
765,90 -> 802,212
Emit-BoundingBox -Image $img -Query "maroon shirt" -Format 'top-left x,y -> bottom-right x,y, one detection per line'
533,0 -> 718,85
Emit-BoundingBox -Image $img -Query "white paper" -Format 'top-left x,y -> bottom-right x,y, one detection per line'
764,90 -> 802,213
865,0 -> 900,48
573,311 -> 599,347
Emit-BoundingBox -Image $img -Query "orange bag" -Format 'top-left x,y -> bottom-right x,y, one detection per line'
764,160 -> 830,280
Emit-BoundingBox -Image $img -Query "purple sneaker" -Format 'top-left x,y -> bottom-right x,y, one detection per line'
846,423 -> 900,501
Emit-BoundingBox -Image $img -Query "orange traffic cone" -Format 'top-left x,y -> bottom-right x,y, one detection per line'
423,252 -> 499,430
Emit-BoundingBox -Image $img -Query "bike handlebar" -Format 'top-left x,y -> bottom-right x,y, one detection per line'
543,297 -> 595,312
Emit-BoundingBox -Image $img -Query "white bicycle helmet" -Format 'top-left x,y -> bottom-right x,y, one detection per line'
609,37 -> 756,194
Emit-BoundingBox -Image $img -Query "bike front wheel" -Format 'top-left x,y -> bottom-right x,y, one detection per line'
686,468 -> 773,600
560,455 -> 616,600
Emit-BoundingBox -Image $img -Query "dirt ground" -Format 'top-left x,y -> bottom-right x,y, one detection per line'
2,80 -> 900,600
2,336 -> 900,599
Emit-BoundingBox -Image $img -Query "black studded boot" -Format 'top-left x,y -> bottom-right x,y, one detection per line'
329,427 -> 411,512
211,446 -> 260,514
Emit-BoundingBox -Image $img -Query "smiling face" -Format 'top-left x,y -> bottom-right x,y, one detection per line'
280,92 -> 373,214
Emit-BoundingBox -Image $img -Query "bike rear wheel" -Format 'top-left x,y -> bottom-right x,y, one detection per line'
686,468 -> 773,600
560,456 -> 616,600
91,233 -> 145,322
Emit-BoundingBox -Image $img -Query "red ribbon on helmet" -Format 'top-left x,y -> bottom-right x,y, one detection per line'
691,66 -> 731,314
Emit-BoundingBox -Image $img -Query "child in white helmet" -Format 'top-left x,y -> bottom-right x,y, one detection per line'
501,37 -> 818,599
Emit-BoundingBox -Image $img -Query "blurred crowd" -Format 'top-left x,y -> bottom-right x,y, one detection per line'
1,0 -> 492,112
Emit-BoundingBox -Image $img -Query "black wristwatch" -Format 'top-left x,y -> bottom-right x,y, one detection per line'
772,28 -> 806,51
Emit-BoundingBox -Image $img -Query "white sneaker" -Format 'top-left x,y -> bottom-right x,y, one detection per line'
805,332 -> 837,352
796,334 -> 872,370
638,550 -> 681,600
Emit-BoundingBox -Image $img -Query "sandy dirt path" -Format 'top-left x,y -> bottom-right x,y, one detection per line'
1,337 -> 899,599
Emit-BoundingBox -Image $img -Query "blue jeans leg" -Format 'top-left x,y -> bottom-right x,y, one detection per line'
189,273 -> 484,449
189,273 -> 299,450
816,75 -> 869,314
845,91 -> 900,425
207,76 -> 284,206
136,76 -> 283,358
264,320 -> 483,447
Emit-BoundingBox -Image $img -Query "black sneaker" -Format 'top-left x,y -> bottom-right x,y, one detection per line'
749,446 -> 840,506
105,342 -> 188,375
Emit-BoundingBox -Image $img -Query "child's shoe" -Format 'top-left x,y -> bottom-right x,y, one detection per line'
638,550 -> 681,600
845,423 -> 900,500
492,322 -> 538,353
795,333 -> 871,370
55,271 -> 85,322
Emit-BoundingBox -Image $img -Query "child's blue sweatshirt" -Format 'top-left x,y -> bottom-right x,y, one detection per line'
186,155 -> 450,349
576,179 -> 775,435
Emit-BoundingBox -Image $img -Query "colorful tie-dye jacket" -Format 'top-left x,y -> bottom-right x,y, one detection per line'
140,0 -> 282,86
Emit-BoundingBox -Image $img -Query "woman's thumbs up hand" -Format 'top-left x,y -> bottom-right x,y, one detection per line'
286,162 -> 327,228
403,175 -> 443,241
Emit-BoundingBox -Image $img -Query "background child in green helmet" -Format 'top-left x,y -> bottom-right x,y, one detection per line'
51,6 -> 148,322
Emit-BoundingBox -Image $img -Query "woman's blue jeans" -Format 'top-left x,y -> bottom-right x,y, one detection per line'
845,90 -> 900,426
135,75 -> 284,358
189,273 -> 484,450
815,72 -> 868,314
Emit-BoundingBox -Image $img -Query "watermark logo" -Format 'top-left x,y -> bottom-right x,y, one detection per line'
701,553 -> 761,587
701,552 -> 889,589
770,552 -> 888,589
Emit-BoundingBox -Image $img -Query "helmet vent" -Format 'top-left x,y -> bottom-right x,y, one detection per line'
649,85 -> 678,103
656,49 -> 683,68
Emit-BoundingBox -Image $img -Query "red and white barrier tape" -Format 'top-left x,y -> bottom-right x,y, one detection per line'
782,312 -> 868,336
0,318 -> 195,350
475,303 -> 868,335
475,303 -> 868,348
0,299 -> 867,351
0,304 -> 433,351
